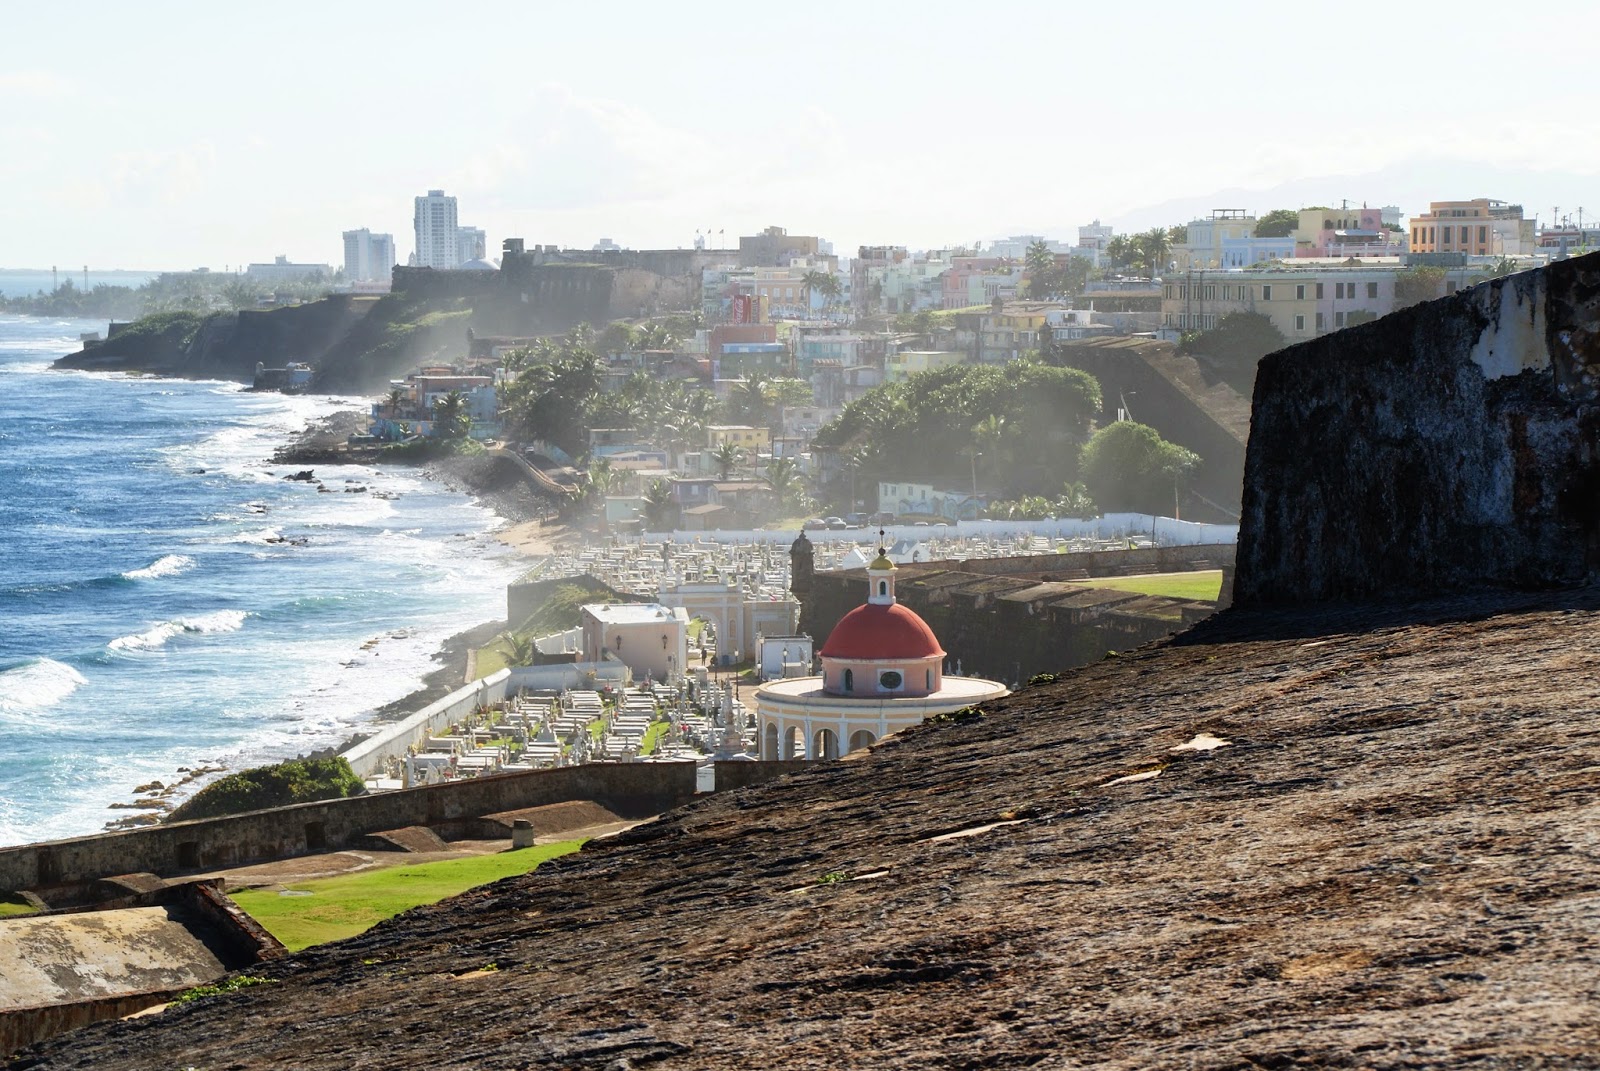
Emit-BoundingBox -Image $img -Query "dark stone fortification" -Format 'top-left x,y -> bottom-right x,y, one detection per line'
13,588 -> 1600,1069
1236,251 -> 1600,605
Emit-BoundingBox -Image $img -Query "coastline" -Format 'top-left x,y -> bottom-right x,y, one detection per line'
113,412 -> 570,831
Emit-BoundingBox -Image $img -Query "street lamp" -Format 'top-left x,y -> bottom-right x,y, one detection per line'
970,451 -> 981,499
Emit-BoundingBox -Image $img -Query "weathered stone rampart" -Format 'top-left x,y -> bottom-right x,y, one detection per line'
1236,252 -> 1600,605
0,761 -> 806,895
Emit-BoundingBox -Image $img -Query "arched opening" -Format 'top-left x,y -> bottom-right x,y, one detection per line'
763,723 -> 779,761
783,725 -> 803,761
878,580 -> 888,597
843,668 -> 854,692
812,728 -> 839,761
925,668 -> 933,690
848,729 -> 876,753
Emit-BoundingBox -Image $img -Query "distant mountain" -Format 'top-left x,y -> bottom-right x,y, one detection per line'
1109,158 -> 1600,232
988,159 -> 1600,242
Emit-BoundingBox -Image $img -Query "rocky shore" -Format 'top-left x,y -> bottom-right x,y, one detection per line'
107,413 -> 569,829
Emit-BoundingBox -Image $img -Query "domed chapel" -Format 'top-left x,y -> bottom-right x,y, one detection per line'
756,535 -> 1009,760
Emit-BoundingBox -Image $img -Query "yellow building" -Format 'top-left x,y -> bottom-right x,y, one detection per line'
884,350 -> 965,382
1409,200 -> 1536,256
707,425 -> 771,452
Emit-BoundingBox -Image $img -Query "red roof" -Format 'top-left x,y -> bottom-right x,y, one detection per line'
819,602 -> 945,661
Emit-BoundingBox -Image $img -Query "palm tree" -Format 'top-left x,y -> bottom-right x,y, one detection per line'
728,376 -> 776,429
643,479 -> 676,530
765,456 -> 803,513
588,456 -> 621,496
432,390 -> 469,439
712,441 -> 744,481
802,270 -> 841,311
1024,239 -> 1057,299
1105,235 -> 1133,274
384,387 -> 405,418
499,630 -> 536,667
1136,227 -> 1172,279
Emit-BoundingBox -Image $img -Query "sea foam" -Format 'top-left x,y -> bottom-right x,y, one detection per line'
0,658 -> 87,714
122,554 -> 196,581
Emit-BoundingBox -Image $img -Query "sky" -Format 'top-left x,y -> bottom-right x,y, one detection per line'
2,0 -> 1597,270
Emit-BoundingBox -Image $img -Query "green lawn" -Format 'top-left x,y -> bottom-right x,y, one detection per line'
1074,570 -> 1223,602
0,895 -> 37,918
230,841 -> 583,952
639,721 -> 670,756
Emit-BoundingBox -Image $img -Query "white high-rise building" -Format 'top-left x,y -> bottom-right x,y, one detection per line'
413,189 -> 460,269
342,228 -> 396,283
456,226 -> 487,265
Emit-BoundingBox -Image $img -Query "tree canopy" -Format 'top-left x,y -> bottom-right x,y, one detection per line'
812,360 -> 1102,499
1254,209 -> 1301,238
1079,421 -> 1200,516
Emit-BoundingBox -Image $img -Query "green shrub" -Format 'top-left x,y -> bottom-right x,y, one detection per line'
167,758 -> 363,822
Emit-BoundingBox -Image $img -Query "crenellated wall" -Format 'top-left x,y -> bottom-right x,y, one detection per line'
1235,252 -> 1600,605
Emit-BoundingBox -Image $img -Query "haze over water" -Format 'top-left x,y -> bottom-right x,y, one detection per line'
0,315 -> 522,846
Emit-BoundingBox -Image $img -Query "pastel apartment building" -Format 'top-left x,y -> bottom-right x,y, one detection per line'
1161,264 -> 1478,340
1293,206 -> 1406,258
1408,199 -> 1536,256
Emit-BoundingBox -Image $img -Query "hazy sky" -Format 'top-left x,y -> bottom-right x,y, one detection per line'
3,0 -> 1596,270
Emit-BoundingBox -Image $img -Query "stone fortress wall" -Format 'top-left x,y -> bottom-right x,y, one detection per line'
1236,252 -> 1600,605
0,761 -> 807,896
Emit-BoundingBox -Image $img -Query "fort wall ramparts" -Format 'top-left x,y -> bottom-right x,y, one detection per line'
0,761 -> 808,895
1237,252 -> 1600,604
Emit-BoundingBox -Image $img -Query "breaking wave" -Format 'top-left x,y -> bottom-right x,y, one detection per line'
122,554 -> 196,581
0,658 -> 87,714
108,610 -> 250,652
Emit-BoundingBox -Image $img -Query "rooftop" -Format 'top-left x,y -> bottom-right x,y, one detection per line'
580,603 -> 688,625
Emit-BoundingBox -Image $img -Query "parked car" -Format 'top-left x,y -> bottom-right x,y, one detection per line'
824,516 -> 850,530
803,518 -> 828,531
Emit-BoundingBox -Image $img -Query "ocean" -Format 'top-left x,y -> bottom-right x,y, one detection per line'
0,270 -> 165,299
0,315 -> 524,847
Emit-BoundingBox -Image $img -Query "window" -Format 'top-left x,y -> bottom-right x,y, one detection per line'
1296,284 -> 1306,300
1479,226 -> 1488,245
880,670 -> 903,690
1262,285 -> 1272,300
1316,312 -> 1325,331
925,668 -> 933,690
1295,315 -> 1305,331
1367,282 -> 1378,299
1336,311 -> 1346,328
1316,283 -> 1324,299
843,668 -> 854,692
878,580 -> 888,597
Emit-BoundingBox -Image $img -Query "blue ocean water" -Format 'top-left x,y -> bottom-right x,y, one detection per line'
0,315 -> 524,846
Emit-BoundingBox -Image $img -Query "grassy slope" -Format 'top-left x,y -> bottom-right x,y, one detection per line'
231,841 -> 583,952
0,896 -> 38,918
1072,570 -> 1223,602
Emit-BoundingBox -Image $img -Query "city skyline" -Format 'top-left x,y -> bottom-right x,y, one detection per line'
2,0 -> 1597,269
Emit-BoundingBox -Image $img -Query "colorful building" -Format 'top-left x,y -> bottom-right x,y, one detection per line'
1409,200 -> 1536,256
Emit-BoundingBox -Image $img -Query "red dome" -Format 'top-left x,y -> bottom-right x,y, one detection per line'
819,602 -> 945,661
